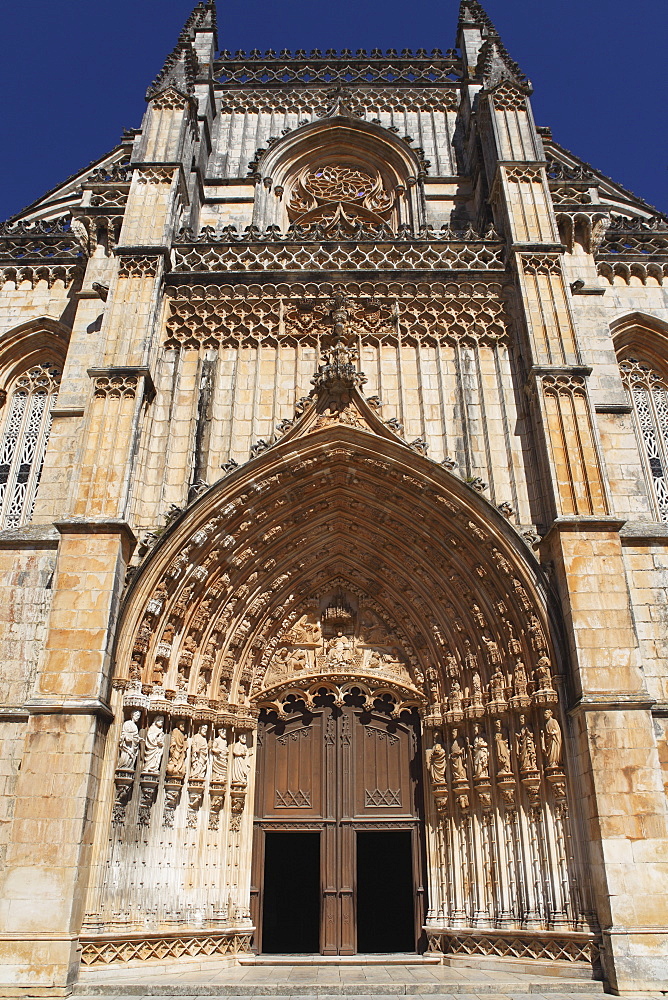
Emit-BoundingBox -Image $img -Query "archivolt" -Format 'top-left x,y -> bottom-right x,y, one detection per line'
114,423 -> 558,729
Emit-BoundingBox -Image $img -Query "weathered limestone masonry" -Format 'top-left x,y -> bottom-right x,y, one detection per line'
0,0 -> 666,994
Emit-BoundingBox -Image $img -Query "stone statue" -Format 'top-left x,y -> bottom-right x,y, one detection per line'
143,715 -> 165,773
494,719 -> 512,774
471,671 -> 483,706
534,655 -> 554,691
513,659 -> 528,698
211,728 -> 229,781
425,663 -> 440,703
516,714 -> 537,773
470,724 -> 490,780
449,728 -> 468,781
196,671 -> 210,696
189,724 -> 209,779
489,666 -> 505,702
542,709 -> 562,767
326,631 -> 353,666
166,720 -> 188,777
527,614 -> 546,653
232,733 -> 249,787
117,710 -> 141,770
482,635 -> 501,665
448,679 -> 462,713
426,739 -> 447,784
445,652 -> 459,678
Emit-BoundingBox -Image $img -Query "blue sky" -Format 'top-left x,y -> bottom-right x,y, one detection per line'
0,0 -> 666,220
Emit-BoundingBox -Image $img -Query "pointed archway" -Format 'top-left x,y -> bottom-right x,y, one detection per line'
80,369 -> 599,970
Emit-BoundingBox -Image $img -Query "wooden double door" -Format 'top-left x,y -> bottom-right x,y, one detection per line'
251,701 -> 426,955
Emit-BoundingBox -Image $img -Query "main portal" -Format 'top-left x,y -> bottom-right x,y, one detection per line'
251,697 -> 425,955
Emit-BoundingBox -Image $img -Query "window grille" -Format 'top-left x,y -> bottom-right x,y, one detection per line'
620,357 -> 668,521
0,364 -> 60,529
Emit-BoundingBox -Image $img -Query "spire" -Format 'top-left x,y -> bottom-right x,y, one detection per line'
146,1 -> 217,100
457,0 -> 528,90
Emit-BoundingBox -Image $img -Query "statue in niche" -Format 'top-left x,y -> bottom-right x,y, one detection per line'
166,720 -> 188,777
494,719 -> 512,774
481,635 -> 502,665
542,709 -> 563,768
287,648 -> 308,673
189,724 -> 209,779
326,631 -> 353,667
196,671 -> 210,696
143,715 -> 165,773
516,714 -> 538,773
489,666 -> 505,703
445,652 -> 459,678
151,663 -> 164,686
117,710 -> 141,770
425,664 -> 440,703
513,659 -> 529,698
471,671 -> 483,706
129,653 -> 143,681
426,738 -> 447,785
464,639 -> 478,673
449,727 -> 468,781
469,724 -> 490,780
527,614 -> 547,653
232,733 -> 249,787
448,679 -> 463,713
534,655 -> 554,691
211,728 -> 229,781
177,667 -> 189,692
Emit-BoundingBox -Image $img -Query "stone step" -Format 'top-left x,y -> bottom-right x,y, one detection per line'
74,982 -> 606,997
238,955 -> 442,965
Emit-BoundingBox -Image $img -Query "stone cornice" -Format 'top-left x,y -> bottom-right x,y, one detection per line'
24,697 -> 114,722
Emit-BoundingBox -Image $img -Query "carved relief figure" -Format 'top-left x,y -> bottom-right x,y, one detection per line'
516,714 -> 537,773
326,631 -> 353,666
470,724 -> 490,780
189,724 -> 209,779
471,671 -> 483,706
426,739 -> 447,784
542,709 -> 562,768
287,648 -> 308,672
449,728 -> 468,781
166,721 -> 188,777
494,720 -> 512,774
211,728 -> 229,781
270,647 -> 291,677
143,716 -> 165,773
117,710 -> 141,770
425,664 -> 440,703
232,733 -> 249,787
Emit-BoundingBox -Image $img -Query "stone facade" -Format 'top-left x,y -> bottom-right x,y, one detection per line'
0,0 -> 667,994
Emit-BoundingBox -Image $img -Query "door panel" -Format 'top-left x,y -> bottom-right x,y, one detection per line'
255,703 -> 424,954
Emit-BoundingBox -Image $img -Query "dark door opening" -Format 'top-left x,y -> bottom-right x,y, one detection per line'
262,831 -> 320,954
356,830 -> 415,953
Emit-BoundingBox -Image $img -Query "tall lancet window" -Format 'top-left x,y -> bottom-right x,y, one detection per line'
620,357 -> 668,521
0,363 -> 60,529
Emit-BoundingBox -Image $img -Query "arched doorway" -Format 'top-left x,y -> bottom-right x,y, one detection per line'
252,691 -> 426,955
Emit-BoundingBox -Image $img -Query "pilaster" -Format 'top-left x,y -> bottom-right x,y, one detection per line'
0,519 -> 135,991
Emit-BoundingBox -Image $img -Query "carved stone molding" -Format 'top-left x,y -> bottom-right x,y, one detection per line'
79,930 -> 253,966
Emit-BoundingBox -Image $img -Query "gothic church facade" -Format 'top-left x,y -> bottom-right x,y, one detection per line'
0,1 -> 667,994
